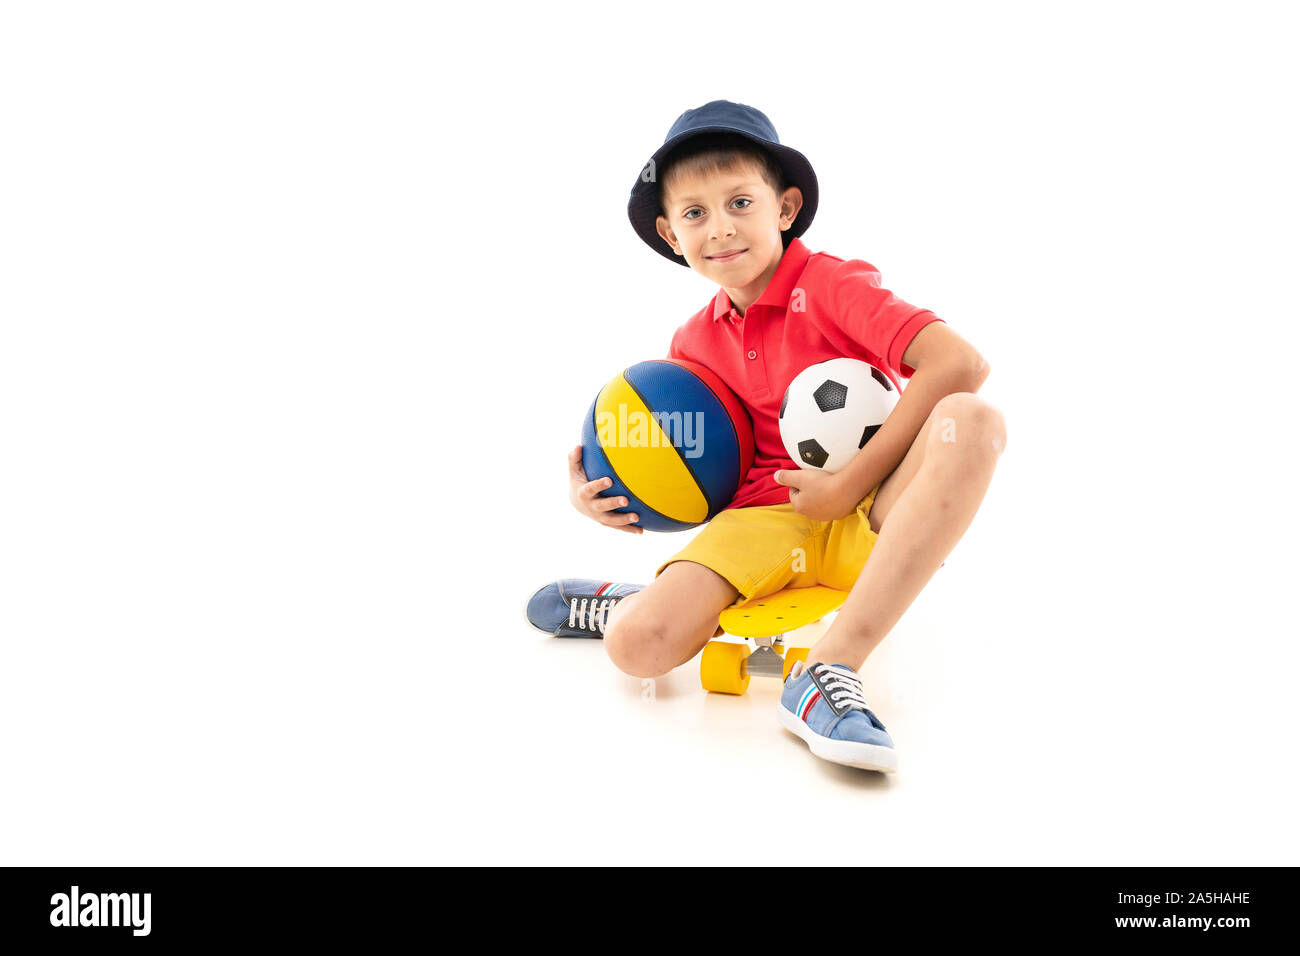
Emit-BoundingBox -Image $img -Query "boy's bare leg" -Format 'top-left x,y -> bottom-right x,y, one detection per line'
806,392 -> 1007,672
603,560 -> 739,679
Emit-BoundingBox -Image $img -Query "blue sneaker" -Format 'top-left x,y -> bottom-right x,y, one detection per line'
526,579 -> 644,638
778,660 -> 898,772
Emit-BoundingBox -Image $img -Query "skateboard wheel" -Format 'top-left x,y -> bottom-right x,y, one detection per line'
782,646 -> 810,681
700,641 -> 750,695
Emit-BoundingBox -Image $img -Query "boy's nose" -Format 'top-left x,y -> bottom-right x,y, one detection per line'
709,221 -> 737,241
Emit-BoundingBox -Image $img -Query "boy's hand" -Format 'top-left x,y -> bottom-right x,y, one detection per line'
773,468 -> 860,522
568,445 -> 644,535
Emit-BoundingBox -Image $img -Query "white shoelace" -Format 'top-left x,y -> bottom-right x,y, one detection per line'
815,664 -> 868,710
569,597 -> 620,634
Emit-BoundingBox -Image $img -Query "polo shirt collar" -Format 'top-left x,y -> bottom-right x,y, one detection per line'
711,237 -> 811,323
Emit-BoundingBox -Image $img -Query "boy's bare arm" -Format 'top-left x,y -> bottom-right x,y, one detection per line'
834,323 -> 989,503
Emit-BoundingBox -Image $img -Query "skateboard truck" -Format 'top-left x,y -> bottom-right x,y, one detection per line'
700,585 -> 848,695
742,636 -> 787,679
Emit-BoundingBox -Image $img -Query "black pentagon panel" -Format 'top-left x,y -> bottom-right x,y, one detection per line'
797,439 -> 829,468
813,379 -> 848,412
869,366 -> 895,392
858,424 -> 881,449
779,387 -> 789,419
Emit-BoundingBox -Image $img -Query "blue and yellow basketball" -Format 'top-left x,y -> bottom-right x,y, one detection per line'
581,359 -> 755,532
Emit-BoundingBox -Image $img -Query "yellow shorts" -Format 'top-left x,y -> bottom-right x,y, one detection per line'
654,482 -> 882,609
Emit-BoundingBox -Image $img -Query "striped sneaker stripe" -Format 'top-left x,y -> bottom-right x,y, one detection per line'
797,686 -> 821,722
595,582 -> 613,597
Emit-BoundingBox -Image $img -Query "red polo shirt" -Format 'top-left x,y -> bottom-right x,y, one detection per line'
667,236 -> 944,511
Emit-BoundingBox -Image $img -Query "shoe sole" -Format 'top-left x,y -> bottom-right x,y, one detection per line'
777,702 -> 898,773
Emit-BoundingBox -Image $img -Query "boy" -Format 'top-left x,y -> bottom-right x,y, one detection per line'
527,100 -> 1006,772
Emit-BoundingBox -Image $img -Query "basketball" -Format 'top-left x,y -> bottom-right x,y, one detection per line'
581,359 -> 754,532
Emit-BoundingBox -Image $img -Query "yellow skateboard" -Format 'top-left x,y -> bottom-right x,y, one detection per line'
699,585 -> 848,695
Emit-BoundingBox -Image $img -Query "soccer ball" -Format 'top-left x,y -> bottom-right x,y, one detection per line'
778,358 -> 899,473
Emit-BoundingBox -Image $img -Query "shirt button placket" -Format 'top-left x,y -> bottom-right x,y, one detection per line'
742,316 -> 767,395
750,312 -> 773,394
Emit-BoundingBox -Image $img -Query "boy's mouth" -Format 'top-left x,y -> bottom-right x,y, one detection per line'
707,248 -> 747,263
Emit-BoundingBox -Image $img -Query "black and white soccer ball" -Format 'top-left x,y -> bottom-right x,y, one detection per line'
778,358 -> 899,473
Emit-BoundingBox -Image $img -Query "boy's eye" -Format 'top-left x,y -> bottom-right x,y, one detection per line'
684,198 -> 751,220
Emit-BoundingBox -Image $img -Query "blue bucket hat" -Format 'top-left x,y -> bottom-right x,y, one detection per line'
627,99 -> 819,267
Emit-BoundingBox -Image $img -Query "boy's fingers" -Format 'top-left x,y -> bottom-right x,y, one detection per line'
567,448 -> 640,532
774,469 -> 802,487
569,448 -> 587,478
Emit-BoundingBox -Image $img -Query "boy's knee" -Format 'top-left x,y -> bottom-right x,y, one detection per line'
933,392 -> 1007,455
604,608 -> 672,679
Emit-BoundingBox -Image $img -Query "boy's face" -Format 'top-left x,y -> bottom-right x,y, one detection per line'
655,162 -> 803,297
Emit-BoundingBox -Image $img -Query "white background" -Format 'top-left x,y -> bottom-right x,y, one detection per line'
2,1 -> 1296,865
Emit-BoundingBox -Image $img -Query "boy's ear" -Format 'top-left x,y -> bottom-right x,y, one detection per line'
781,186 -> 804,229
655,215 -> 682,256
